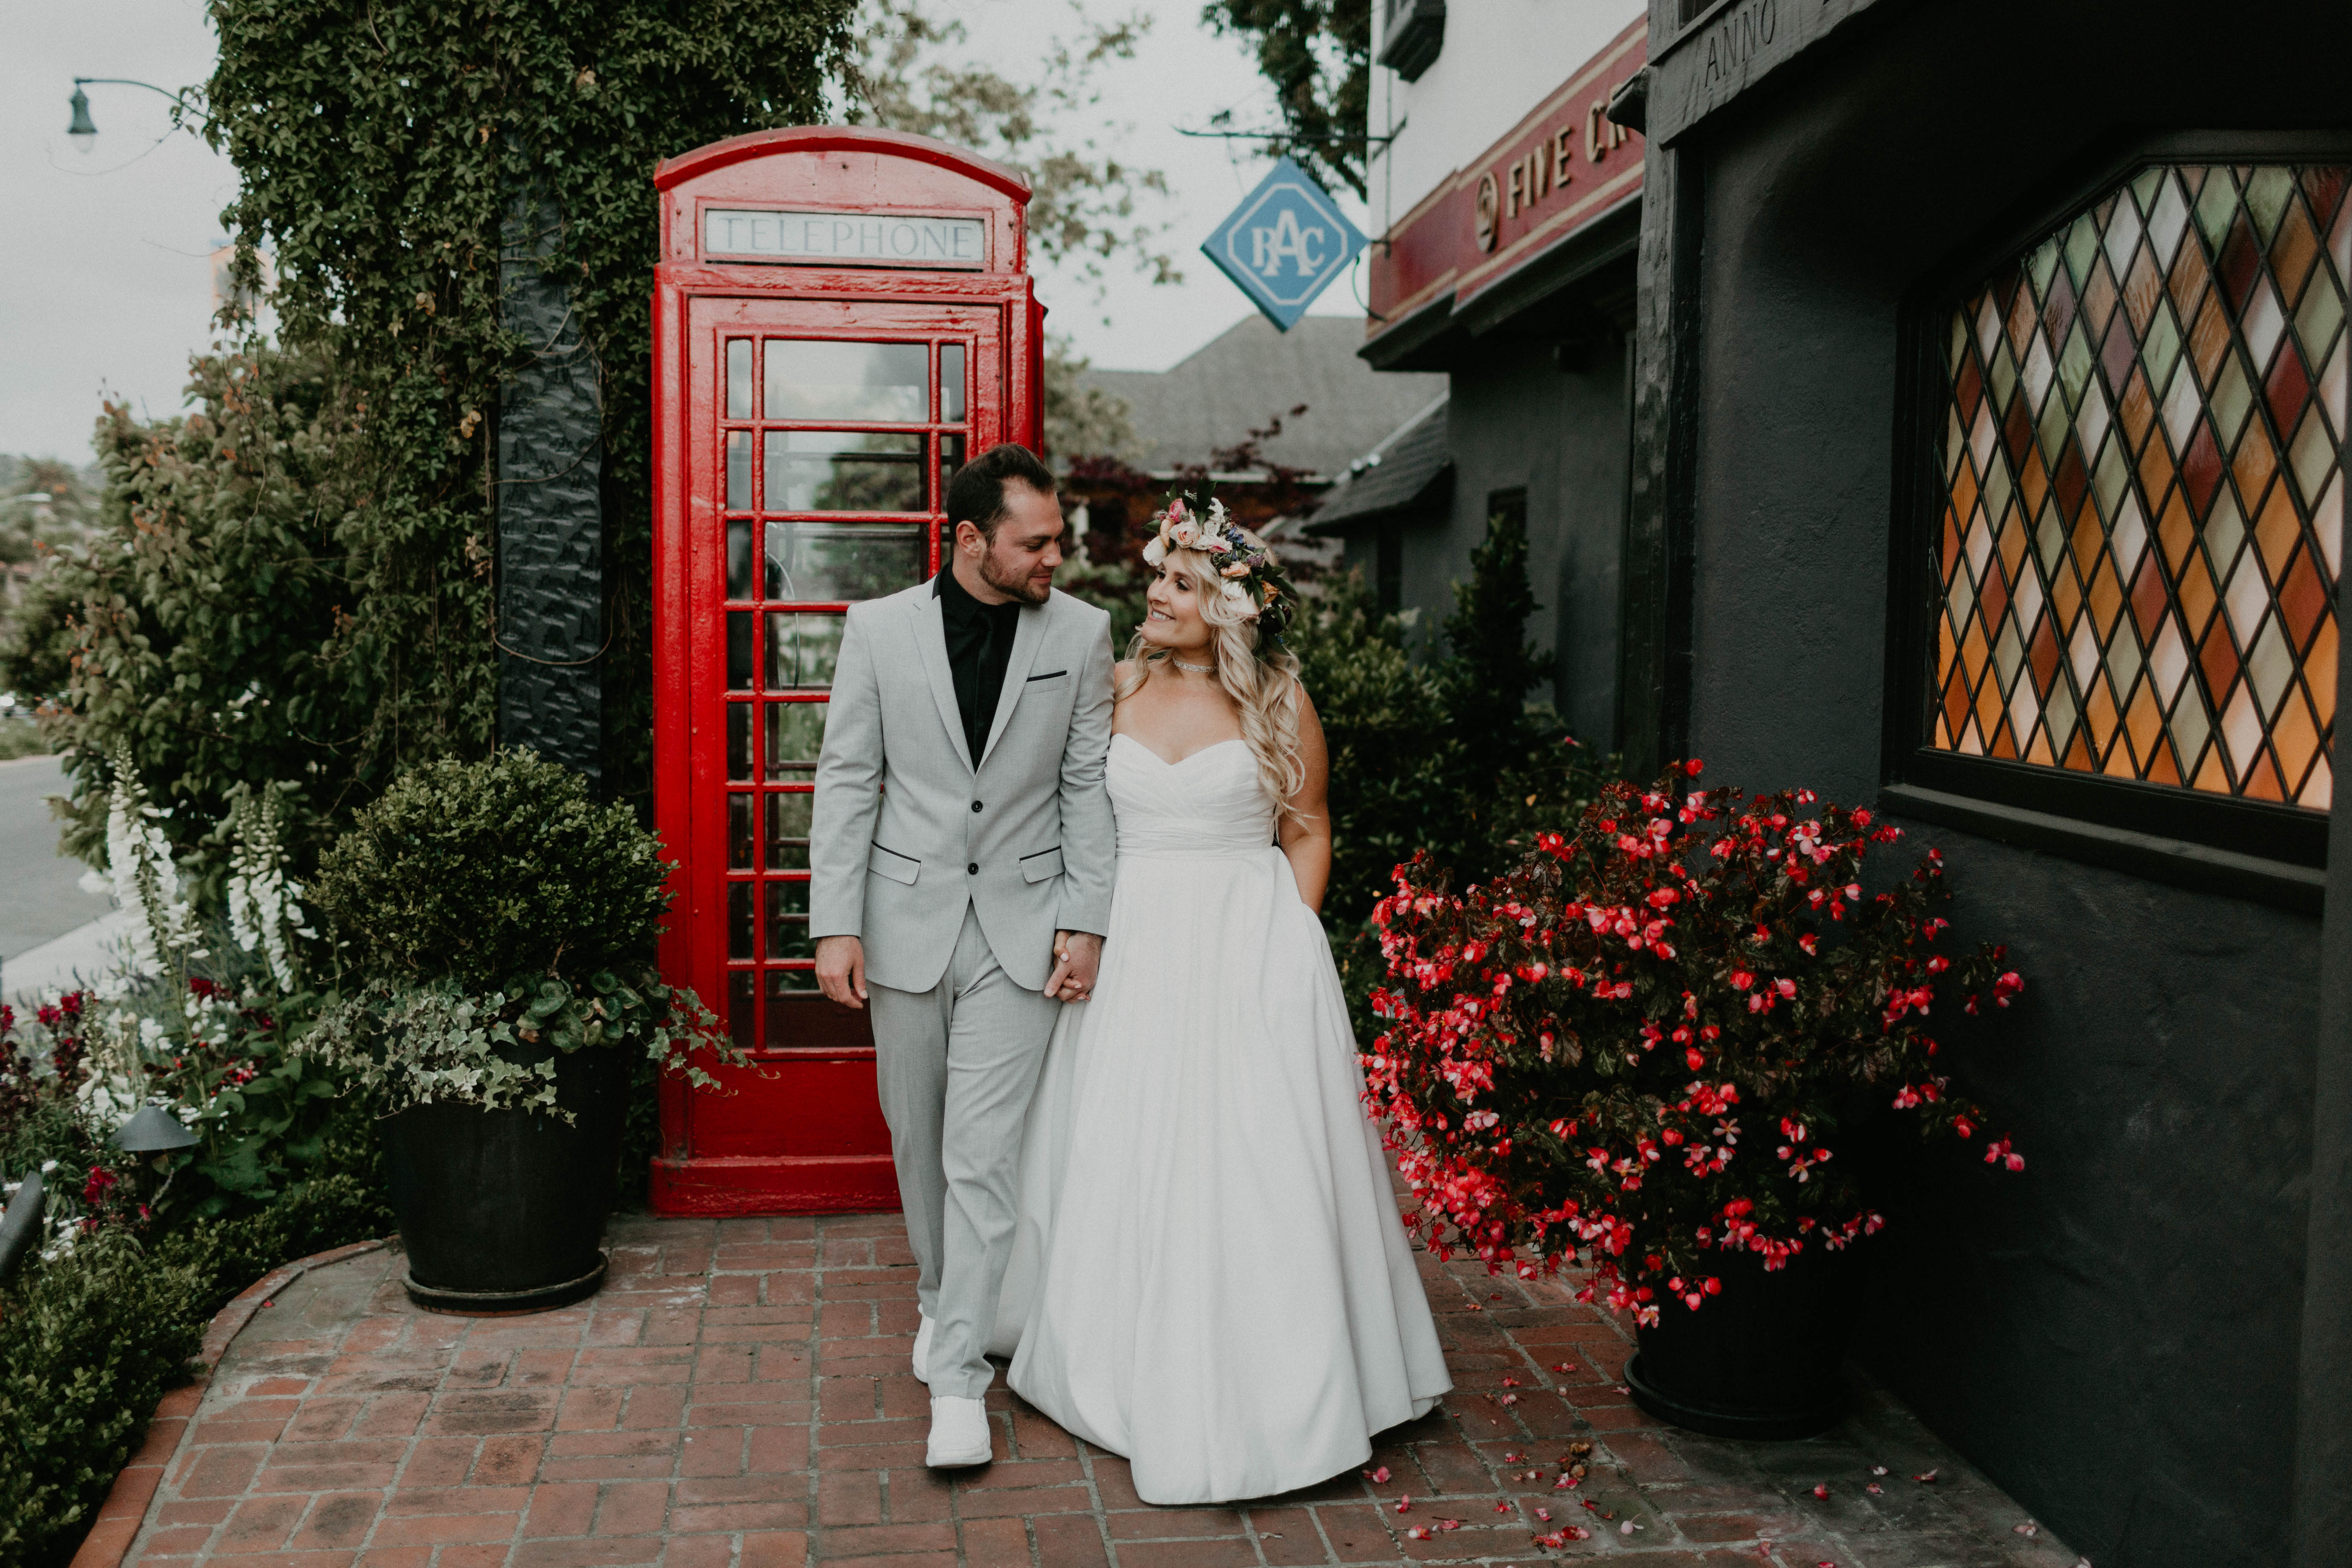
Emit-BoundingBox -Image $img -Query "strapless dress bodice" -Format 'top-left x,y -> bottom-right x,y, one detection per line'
1108,734 -> 1277,859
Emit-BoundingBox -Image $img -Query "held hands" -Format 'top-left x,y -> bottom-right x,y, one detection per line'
1046,931 -> 1103,1002
815,935 -> 869,1009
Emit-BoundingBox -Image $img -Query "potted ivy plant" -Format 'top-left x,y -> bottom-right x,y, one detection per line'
1363,762 -> 2027,1437
300,751 -> 735,1313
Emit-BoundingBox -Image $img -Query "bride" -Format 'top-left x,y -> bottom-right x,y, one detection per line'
991,494 -> 1451,1505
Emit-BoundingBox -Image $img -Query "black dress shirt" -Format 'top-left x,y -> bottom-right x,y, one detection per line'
935,566 -> 1022,765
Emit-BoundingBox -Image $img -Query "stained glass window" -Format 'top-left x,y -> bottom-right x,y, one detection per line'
1928,165 -> 2348,810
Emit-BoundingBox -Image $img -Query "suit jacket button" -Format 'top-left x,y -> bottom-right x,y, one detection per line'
967,862 -> 978,874
971,800 -> 983,812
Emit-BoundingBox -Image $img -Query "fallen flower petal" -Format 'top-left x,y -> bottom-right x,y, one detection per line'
1365,1467 -> 1392,1484
1870,1465 -> 1888,1476
1535,1509 -> 1551,1522
1494,1503 -> 1512,1514
2013,1524 -> 2039,1538
1866,1484 -> 1883,1495
1405,1526 -> 1430,1540
1912,1469 -> 1939,1484
1437,1519 -> 1462,1533
1396,1497 -> 1412,1513
1811,1484 -> 1830,1500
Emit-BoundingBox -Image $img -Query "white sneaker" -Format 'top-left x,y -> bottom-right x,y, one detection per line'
911,1313 -> 933,1384
926,1394 -> 992,1467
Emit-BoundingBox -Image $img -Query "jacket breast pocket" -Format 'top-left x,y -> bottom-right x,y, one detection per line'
1019,846 -> 1064,883
868,842 -> 920,886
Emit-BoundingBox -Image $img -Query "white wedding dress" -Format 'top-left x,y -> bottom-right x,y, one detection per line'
993,733 -> 1452,1504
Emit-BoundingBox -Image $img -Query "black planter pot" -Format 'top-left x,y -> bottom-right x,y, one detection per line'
1623,1241 -> 1863,1439
383,1044 -> 629,1314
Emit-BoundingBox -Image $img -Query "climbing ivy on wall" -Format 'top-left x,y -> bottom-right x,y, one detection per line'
203,0 -> 862,808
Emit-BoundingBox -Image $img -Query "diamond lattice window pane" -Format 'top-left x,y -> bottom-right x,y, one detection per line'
1927,163 -> 2346,809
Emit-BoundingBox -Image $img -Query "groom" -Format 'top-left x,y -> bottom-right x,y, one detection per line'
810,442 -> 1116,1468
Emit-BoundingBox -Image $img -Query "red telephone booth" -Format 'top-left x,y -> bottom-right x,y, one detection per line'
648,127 -> 1043,1215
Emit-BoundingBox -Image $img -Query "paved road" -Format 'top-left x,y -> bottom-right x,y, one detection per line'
0,754 -> 114,962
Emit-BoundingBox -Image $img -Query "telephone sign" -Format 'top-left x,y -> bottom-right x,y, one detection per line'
649,127 -> 1044,1216
1201,156 -> 1368,330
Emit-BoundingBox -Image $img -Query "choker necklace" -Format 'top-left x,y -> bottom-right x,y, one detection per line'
1172,657 -> 1214,674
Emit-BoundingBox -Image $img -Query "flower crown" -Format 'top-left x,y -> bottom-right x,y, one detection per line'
1140,491 -> 1297,650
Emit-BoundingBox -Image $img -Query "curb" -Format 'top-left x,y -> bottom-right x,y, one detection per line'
65,1237 -> 390,1568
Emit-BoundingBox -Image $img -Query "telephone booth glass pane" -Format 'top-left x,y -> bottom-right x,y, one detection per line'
764,431 -> 925,512
726,613 -> 756,689
727,794 -> 755,869
726,431 -> 752,510
765,613 -> 843,689
938,434 -> 966,512
727,339 -> 753,419
725,520 -> 755,600
765,702 -> 826,772
766,790 -> 813,869
940,344 -> 966,422
766,880 -> 813,958
764,520 -> 925,601
764,340 -> 928,421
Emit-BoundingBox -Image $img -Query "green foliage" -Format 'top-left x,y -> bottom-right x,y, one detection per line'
1292,524 -> 1618,1040
1437,508 -> 1553,793
1201,0 -> 1371,198
0,1159 -> 393,1568
1292,575 -> 1457,934
200,0 -> 862,806
311,750 -> 671,990
0,982 -> 391,1568
300,968 -> 731,1117
0,456 -> 100,570
0,1231 -> 207,1568
0,721 -> 51,760
0,348 -> 407,880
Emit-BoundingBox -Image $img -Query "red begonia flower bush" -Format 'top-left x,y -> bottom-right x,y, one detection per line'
1361,762 -> 2026,1326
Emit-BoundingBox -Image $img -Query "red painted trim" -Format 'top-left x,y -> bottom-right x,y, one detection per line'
69,1239 -> 390,1568
650,1154 -> 903,1216
1366,16 -> 1647,342
655,126 -> 1032,206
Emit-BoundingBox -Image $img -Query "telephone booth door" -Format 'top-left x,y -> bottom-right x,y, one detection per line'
649,129 -> 1040,1215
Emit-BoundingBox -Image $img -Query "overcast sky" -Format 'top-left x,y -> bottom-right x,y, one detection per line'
0,0 -> 1368,463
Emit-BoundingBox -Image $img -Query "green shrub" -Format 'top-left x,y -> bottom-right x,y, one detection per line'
311,750 -> 671,991
0,1231 -> 207,1568
1293,576 -> 1460,935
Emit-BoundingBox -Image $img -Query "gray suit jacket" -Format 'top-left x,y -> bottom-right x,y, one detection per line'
810,580 -> 1116,994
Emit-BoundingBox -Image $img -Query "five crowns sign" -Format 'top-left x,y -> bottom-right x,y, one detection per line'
1201,158 -> 1368,332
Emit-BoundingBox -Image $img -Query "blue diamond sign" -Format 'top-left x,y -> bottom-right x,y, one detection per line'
1201,157 -> 1368,332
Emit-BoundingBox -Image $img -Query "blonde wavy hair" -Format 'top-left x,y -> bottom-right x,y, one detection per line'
1117,545 -> 1308,821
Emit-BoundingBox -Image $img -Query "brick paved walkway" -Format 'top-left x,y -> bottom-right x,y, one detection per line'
114,1211 -> 2081,1568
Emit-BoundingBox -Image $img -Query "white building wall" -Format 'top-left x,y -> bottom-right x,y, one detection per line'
1368,0 -> 1647,235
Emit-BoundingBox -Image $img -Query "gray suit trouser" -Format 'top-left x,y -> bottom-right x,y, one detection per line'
869,905 -> 1060,1399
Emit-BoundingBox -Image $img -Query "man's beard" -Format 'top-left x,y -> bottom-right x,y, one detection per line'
979,545 -> 1049,605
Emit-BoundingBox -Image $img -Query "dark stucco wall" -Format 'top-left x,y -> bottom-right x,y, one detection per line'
1396,327 -> 1629,743
1668,0 -> 2352,1560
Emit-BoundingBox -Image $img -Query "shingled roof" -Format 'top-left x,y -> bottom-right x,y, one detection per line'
1074,315 -> 1446,481
1304,393 -> 1452,534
